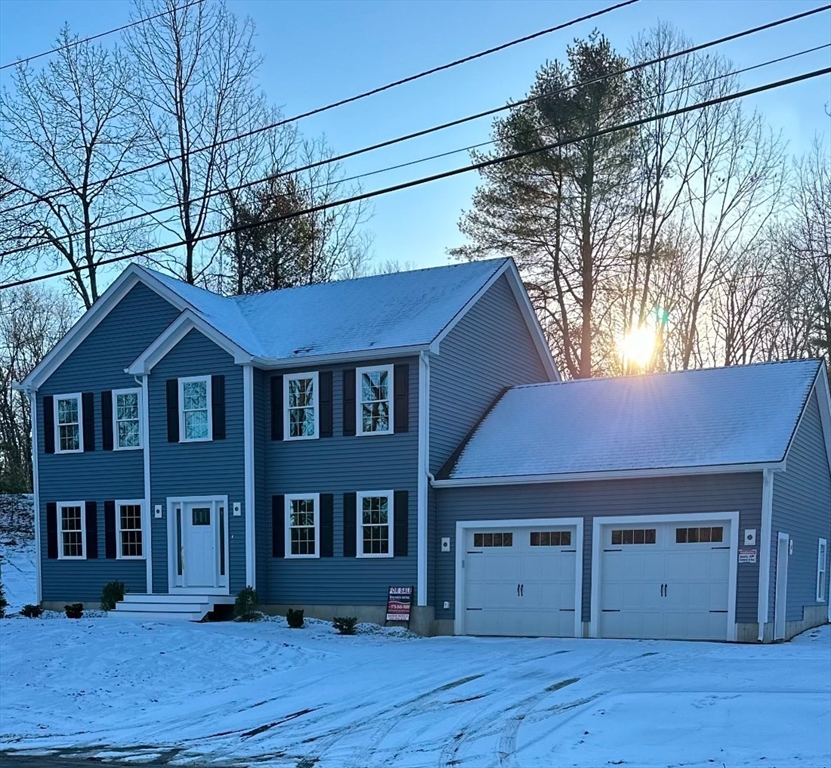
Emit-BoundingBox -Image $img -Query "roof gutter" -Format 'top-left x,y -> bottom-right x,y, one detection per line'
431,461 -> 784,488
250,344 -> 430,369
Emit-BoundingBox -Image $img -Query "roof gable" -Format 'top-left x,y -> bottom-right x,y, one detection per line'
439,359 -> 826,484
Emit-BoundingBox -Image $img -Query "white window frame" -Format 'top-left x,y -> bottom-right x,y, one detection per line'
178,375 -> 212,443
283,371 -> 319,441
356,364 -> 394,437
818,538 -> 828,602
285,493 -> 320,559
112,388 -> 142,451
116,499 -> 146,560
356,490 -> 394,558
54,393 -> 83,454
57,500 -> 86,559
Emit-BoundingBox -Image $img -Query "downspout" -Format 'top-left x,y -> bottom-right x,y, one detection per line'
757,468 -> 775,642
243,365 -> 256,589
417,351 -> 431,606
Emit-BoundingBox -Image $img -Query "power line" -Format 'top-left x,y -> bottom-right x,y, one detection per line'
3,40 -> 826,261
0,0 -> 640,215
0,0 -> 205,71
3,66 -> 827,291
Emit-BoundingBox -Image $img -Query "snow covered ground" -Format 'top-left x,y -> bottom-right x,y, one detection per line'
1,544 -> 830,767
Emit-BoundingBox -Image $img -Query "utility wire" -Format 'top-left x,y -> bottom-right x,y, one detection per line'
3,66 -> 827,291
3,40 -> 825,260
0,2 -> 826,221
0,0 -> 641,214
0,0 -> 204,71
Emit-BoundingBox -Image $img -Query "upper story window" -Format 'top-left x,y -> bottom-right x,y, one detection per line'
357,365 -> 393,436
55,394 -> 83,453
113,388 -> 141,450
285,493 -> 319,558
58,501 -> 85,559
357,490 -> 393,557
284,372 -> 318,440
179,376 -> 211,442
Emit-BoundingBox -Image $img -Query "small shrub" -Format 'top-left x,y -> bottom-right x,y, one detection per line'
64,603 -> 84,619
286,608 -> 305,628
21,604 -> 42,618
0,580 -> 7,619
332,616 -> 357,635
234,586 -> 260,622
100,580 -> 127,611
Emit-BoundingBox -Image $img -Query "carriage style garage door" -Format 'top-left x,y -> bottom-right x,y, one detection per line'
461,523 -> 579,637
597,518 -> 734,641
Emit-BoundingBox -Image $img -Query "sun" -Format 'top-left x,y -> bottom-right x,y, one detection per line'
618,325 -> 656,371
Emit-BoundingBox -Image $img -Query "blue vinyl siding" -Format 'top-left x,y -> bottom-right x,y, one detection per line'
148,329 -> 246,593
436,473 -> 763,624
771,388 -> 831,621
429,274 -> 552,475
37,283 -> 179,602
261,358 -> 418,606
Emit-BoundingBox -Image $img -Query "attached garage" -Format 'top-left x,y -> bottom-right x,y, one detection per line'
593,514 -> 738,641
456,519 -> 582,637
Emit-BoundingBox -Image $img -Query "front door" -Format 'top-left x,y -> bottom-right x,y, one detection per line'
170,498 -> 228,591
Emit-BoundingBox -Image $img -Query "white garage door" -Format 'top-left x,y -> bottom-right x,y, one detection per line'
598,519 -> 732,641
463,525 -> 578,637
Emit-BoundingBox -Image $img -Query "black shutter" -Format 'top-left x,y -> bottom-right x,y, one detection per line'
85,501 -> 98,559
82,392 -> 95,451
104,500 -> 117,559
46,502 -> 58,558
343,492 -> 357,557
394,490 -> 409,557
43,396 -> 55,454
393,364 -> 409,433
319,371 -> 333,438
166,379 -> 179,442
270,376 -> 283,441
343,369 -> 356,436
272,495 -> 285,557
320,493 -> 334,557
101,390 -> 113,451
211,375 -> 226,439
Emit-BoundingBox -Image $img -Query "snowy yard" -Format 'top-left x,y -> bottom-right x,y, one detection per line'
1,543 -> 830,767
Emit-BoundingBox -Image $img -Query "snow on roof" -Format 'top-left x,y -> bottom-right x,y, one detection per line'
145,259 -> 508,360
443,359 -> 824,480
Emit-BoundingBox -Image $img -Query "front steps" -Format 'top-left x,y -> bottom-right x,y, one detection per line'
111,593 -> 235,622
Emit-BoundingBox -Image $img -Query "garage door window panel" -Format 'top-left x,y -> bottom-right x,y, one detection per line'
473,532 -> 513,548
676,526 -> 723,544
530,531 -> 571,547
611,528 -> 656,545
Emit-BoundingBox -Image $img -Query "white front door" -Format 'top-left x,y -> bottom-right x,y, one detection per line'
598,519 -> 732,641
170,498 -> 228,592
462,524 -> 578,637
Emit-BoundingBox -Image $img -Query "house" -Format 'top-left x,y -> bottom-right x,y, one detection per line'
15,258 -> 831,642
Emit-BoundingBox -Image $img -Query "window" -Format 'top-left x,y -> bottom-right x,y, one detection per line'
530,530 -> 571,547
611,528 -> 656,545
179,376 -> 211,442
473,532 -> 514,548
58,502 -> 85,558
113,389 -> 141,450
357,365 -> 393,436
285,494 -> 319,558
818,538 -> 828,602
357,491 -> 393,557
55,394 -> 82,453
284,372 -> 318,440
676,526 -> 723,544
117,501 -> 144,558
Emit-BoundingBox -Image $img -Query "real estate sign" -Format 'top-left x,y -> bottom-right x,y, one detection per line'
386,586 -> 414,623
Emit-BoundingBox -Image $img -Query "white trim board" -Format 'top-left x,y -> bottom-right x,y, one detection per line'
141,374 -> 153,593
29,391 -> 42,603
758,469 -> 775,640
243,365 -> 256,587
589,511 -> 740,642
416,351 -> 430,606
433,463 -> 780,487
453,517 -> 583,639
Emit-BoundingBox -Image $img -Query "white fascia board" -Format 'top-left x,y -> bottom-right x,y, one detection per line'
127,310 -> 253,374
432,462 -> 781,488
17,264 -> 193,392
250,345 -> 429,370
810,367 -> 831,478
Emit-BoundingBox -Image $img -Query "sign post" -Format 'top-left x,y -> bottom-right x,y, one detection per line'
385,586 -> 414,629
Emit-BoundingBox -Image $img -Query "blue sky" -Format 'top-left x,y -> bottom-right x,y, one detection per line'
1,0 -> 829,272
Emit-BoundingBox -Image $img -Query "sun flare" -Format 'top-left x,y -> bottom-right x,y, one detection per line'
618,325 -> 656,370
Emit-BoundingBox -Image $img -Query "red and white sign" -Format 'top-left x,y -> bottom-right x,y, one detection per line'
386,586 -> 413,622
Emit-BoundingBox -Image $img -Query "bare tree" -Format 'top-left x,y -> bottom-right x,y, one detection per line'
0,27 -> 147,308
124,0 -> 261,284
